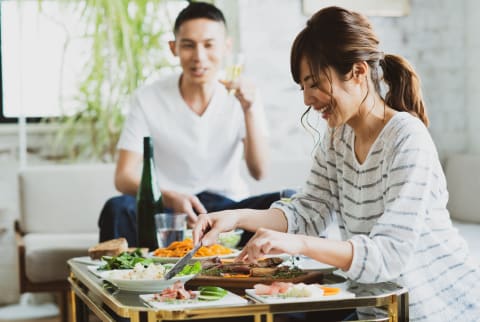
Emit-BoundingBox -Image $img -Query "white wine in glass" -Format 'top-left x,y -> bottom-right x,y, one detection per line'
224,52 -> 245,95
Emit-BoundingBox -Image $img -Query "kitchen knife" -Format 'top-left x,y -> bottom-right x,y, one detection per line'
164,242 -> 202,280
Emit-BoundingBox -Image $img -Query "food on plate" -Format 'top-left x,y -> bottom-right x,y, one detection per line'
152,238 -> 233,258
176,261 -> 202,276
150,283 -> 228,302
98,249 -> 154,270
88,237 -> 128,259
197,286 -> 228,301
217,229 -> 243,249
153,280 -> 196,301
199,256 -> 305,279
253,281 -> 340,298
108,263 -> 168,280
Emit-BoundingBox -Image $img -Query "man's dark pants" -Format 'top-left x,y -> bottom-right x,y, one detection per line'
98,190 -> 294,247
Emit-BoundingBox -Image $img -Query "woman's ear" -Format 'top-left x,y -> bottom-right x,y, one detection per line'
352,61 -> 369,84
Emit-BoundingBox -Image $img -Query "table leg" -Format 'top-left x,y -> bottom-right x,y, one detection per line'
397,292 -> 409,322
68,289 -> 77,322
74,293 -> 89,322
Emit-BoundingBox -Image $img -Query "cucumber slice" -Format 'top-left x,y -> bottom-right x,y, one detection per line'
198,294 -> 223,301
198,286 -> 227,293
199,290 -> 227,297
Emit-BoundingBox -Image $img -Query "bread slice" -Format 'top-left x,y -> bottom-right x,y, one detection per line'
88,238 -> 128,260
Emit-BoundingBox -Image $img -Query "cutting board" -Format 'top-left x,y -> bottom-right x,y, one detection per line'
186,270 -> 325,295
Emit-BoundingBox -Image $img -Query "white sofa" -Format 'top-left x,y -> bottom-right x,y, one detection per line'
15,163 -> 116,322
444,154 -> 480,262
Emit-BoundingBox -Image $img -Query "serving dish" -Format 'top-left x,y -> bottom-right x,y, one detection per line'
140,290 -> 247,310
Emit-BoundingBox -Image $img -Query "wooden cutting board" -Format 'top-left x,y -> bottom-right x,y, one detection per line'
186,270 -> 325,295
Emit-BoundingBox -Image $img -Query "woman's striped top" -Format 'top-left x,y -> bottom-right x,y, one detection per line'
272,112 -> 480,321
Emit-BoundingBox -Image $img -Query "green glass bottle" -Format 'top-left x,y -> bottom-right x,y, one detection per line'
137,137 -> 163,251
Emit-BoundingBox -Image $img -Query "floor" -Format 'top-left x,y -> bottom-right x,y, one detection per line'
0,315 -> 102,322
1,318 -> 59,322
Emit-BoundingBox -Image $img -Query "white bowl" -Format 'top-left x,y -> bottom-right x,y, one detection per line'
218,229 -> 244,249
104,272 -> 195,292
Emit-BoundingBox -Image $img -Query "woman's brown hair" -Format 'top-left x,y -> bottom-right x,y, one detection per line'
291,6 -> 429,126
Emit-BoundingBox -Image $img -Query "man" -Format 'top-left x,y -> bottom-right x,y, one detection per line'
98,2 -> 289,247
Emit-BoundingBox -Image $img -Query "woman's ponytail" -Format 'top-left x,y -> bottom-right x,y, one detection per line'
380,54 -> 429,126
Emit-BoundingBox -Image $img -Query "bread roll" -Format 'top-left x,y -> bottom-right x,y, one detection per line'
88,238 -> 128,260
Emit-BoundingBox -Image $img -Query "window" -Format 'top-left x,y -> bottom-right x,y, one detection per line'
0,0 -> 185,123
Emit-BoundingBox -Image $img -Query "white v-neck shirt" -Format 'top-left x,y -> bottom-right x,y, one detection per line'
118,72 -> 268,200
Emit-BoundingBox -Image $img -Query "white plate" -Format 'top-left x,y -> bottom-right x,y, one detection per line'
282,256 -> 335,271
87,265 -> 106,278
101,271 -> 196,292
72,256 -> 103,266
245,287 -> 355,304
140,290 -> 247,310
150,249 -> 240,263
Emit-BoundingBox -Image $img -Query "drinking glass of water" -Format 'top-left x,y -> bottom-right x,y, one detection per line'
154,213 -> 187,249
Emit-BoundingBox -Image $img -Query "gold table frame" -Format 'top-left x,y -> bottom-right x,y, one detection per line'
67,259 -> 408,322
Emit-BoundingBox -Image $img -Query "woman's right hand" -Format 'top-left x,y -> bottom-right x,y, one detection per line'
192,211 -> 239,246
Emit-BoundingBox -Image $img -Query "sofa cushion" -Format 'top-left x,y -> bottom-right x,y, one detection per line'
18,163 -> 116,233
452,219 -> 480,263
444,154 -> 480,224
24,233 -> 97,283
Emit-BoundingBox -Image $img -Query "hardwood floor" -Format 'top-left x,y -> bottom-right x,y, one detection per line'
0,318 -> 59,322
0,313 -> 102,322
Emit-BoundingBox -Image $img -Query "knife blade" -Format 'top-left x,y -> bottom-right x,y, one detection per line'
164,242 -> 202,280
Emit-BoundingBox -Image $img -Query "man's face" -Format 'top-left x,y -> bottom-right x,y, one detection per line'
170,18 -> 229,86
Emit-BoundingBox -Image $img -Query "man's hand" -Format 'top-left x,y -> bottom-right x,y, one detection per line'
219,77 -> 256,111
162,190 -> 207,227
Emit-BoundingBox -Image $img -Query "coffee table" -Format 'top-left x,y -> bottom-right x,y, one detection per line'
67,258 -> 408,322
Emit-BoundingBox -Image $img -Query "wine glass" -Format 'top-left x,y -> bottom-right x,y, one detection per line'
222,52 -> 245,95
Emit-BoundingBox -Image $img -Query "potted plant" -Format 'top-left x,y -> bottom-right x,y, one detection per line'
42,0 -> 179,162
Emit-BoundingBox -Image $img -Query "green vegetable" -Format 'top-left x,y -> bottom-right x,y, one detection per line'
217,231 -> 242,248
98,250 -> 153,270
198,286 -> 227,293
198,294 -> 224,301
198,286 -> 228,301
176,261 -> 202,276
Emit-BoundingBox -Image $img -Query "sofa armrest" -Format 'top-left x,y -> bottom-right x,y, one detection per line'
445,154 -> 480,224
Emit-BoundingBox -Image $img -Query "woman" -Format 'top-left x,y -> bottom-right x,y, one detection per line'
193,6 -> 480,321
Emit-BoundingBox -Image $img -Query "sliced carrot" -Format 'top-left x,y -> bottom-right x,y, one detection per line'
222,273 -> 251,278
320,286 -> 341,296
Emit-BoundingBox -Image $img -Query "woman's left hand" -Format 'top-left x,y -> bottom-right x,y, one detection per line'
236,228 -> 306,263
219,78 -> 256,111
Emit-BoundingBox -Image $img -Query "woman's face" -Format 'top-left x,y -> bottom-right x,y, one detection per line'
298,57 -> 364,128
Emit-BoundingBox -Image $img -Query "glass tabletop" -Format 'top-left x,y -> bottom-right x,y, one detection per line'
68,258 -> 408,321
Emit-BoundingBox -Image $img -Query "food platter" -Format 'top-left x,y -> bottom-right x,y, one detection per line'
187,270 -> 326,294
140,290 -> 247,310
245,287 -> 355,304
149,249 -> 240,263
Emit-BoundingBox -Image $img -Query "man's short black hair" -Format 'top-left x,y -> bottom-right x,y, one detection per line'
173,2 -> 227,35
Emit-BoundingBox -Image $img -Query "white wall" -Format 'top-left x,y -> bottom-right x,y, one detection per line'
237,0 -> 477,159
